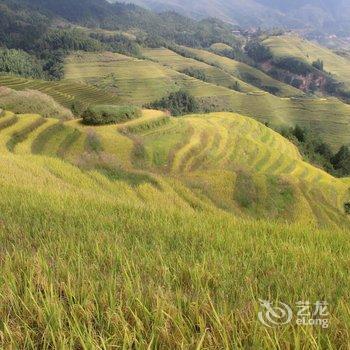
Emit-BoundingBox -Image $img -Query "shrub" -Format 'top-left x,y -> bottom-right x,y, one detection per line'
312,59 -> 324,71
262,85 -> 280,95
344,202 -> 350,215
245,41 -> 272,62
240,72 -> 262,87
216,48 -> 236,59
181,68 -> 207,82
82,105 -> 141,125
41,50 -> 65,80
90,33 -> 141,57
274,57 -> 313,76
293,125 -> 307,143
150,90 -> 198,116
315,142 -> 333,161
37,29 -> 104,52
331,146 -> 350,176
324,78 -> 341,94
290,77 -> 303,88
229,81 -> 241,92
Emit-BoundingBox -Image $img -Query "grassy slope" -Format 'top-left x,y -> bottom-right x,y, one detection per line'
0,74 -> 120,108
176,45 -> 304,97
141,47 -> 257,93
3,109 -> 350,226
1,110 -> 350,348
263,34 -> 350,90
63,50 -> 350,149
64,51 -> 239,105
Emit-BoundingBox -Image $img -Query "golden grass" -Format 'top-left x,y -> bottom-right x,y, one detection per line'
1,108 -> 350,348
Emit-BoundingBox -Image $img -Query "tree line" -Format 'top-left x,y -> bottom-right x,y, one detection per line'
276,124 -> 350,177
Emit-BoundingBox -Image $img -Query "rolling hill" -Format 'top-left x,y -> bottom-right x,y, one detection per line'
0,74 -> 120,108
1,44 -> 350,149
0,0 -> 241,51
263,34 -> 350,94
166,45 -> 303,97
61,49 -> 350,149
141,47 -> 302,97
1,109 -> 349,228
1,108 -> 350,347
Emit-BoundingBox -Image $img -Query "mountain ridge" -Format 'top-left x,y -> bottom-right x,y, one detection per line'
110,0 -> 350,35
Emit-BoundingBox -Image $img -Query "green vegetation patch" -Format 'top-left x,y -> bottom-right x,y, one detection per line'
276,124 -> 350,177
150,90 -> 198,116
0,48 -> 44,79
102,167 -> 159,188
180,68 -> 208,82
82,105 -> 141,125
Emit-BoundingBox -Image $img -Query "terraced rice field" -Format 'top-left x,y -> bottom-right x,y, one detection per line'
140,112 -> 350,225
2,109 -> 350,348
0,74 -> 120,108
209,90 -> 350,149
64,51 -> 240,105
141,48 -> 256,93
264,34 -> 350,90
63,51 -> 350,149
175,46 -> 304,97
2,109 -> 348,227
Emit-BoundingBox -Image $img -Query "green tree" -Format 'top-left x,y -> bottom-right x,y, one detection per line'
0,49 -> 44,79
331,146 -> 350,175
293,125 -> 307,143
245,41 -> 272,62
150,90 -> 198,116
312,59 -> 324,71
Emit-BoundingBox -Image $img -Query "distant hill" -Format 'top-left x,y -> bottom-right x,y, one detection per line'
113,0 -> 350,35
0,0 -> 241,49
263,34 -> 350,95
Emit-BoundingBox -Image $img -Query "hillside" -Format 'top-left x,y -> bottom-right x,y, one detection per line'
168,46 -> 303,97
1,109 -> 349,226
0,74 -> 120,109
263,34 -> 350,94
1,44 -> 349,149
63,51 -> 233,105
59,49 -> 350,149
1,109 -> 350,347
0,0 -> 240,50
1,0 -> 350,348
